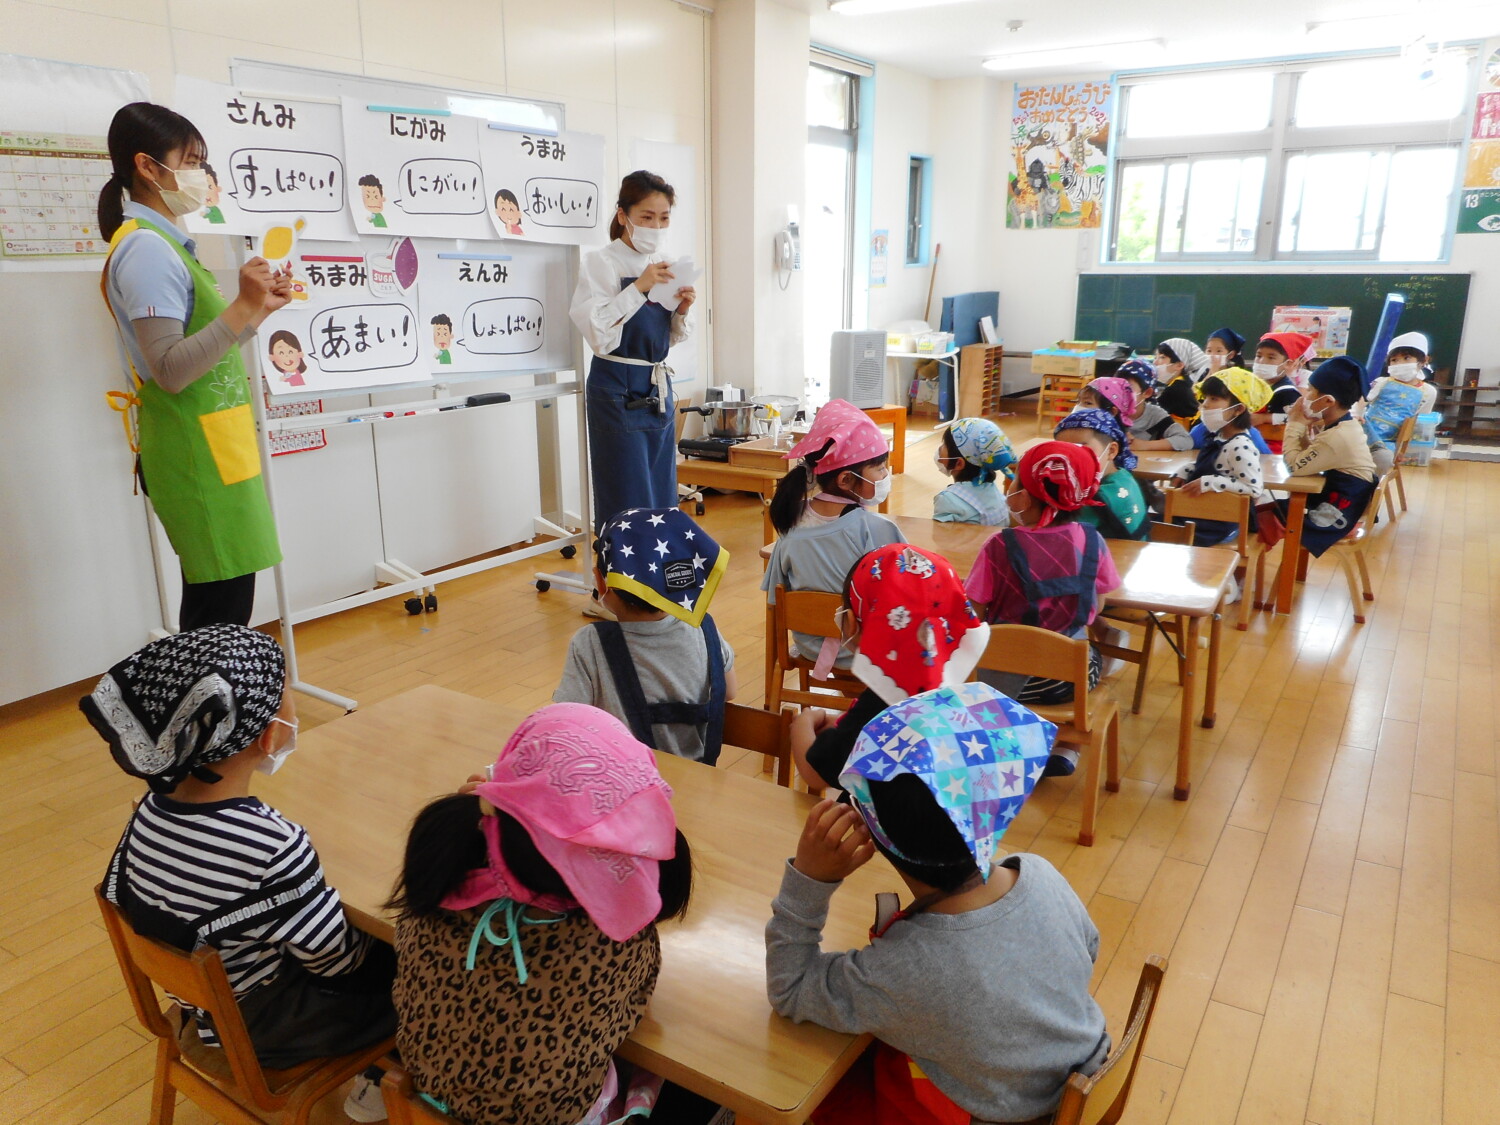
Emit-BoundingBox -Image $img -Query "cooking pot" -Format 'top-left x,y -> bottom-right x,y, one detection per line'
680,401 -> 765,439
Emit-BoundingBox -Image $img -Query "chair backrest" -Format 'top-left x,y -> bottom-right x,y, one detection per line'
974,624 -> 1093,732
778,587 -> 845,639
382,1067 -> 461,1124
722,703 -> 796,786
95,885 -> 278,1108
1050,955 -> 1168,1125
1392,413 -> 1417,457
1256,421 -> 1286,448
1146,519 -> 1195,546
1353,474 -> 1391,538
1162,488 -> 1249,558
768,587 -> 861,711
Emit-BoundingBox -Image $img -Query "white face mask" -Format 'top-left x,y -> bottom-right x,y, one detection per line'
858,470 -> 893,507
255,716 -> 299,775
932,447 -> 954,477
1252,361 -> 1282,381
150,156 -> 211,216
1208,353 -> 1228,371
1389,362 -> 1423,383
1199,405 -> 1239,433
626,219 -> 668,256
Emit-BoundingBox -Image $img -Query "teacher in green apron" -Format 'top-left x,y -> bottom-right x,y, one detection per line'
98,103 -> 289,632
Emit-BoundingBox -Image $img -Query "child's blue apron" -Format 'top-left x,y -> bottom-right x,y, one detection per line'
586,283 -> 677,530
1362,380 -> 1423,450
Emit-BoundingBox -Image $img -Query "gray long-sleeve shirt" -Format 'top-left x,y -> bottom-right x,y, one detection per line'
765,853 -> 1109,1123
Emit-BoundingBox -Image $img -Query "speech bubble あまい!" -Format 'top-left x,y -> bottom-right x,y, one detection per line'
455,297 -> 544,355
393,158 -> 485,215
522,177 -> 598,229
308,303 -> 419,373
227,148 -> 343,213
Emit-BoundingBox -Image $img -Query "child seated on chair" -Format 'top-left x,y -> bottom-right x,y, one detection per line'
791,543 -> 990,791
82,626 -> 396,1111
1118,359 -> 1193,452
390,704 -> 697,1125
1281,356 -> 1380,558
1362,331 -> 1437,476
1188,370 -> 1273,455
767,682 -> 1108,1125
1054,408 -> 1147,540
965,441 -> 1120,776
932,417 -> 1016,526
764,399 -> 906,670
1163,369 -> 1273,548
554,507 -> 736,763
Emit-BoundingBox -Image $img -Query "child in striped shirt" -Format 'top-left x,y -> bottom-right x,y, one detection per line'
83,626 -> 395,1118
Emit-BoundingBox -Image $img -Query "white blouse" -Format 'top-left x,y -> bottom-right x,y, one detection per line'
568,238 -> 692,357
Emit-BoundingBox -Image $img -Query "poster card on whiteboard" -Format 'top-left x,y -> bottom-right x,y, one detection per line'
257,236 -> 431,396
174,77 -> 358,242
415,239 -> 568,374
478,127 -> 606,245
340,99 -> 489,240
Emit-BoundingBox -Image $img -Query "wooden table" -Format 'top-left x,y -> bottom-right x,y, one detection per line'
256,684 -> 896,1125
676,457 -> 785,542
893,517 -> 1237,799
1130,452 -> 1324,615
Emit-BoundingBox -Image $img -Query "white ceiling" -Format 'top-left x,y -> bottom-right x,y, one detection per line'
799,0 -> 1500,81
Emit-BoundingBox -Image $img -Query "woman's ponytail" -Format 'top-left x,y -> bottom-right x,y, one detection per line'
97,102 -> 208,240
97,173 -> 127,241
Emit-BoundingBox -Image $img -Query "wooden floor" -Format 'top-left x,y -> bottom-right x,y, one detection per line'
2,414 -> 1497,1124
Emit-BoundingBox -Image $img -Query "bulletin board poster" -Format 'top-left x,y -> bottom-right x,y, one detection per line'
1270,306 -> 1351,359
1007,80 -> 1111,230
869,229 -> 888,288
415,240 -> 567,374
1457,50 -> 1500,235
256,237 -> 430,397
478,127 -> 606,245
340,100 -> 489,240
0,131 -> 111,259
175,77 -> 357,243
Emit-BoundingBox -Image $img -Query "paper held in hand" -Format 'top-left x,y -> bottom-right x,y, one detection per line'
647,256 -> 700,311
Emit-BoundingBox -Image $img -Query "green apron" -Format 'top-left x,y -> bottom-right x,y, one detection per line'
102,217 -> 282,584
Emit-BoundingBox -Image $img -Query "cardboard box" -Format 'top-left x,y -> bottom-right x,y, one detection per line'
1031,349 -> 1096,378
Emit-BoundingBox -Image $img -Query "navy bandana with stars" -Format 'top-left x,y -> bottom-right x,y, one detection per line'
598,508 -> 729,626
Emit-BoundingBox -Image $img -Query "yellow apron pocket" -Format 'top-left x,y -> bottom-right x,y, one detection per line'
199,404 -> 262,486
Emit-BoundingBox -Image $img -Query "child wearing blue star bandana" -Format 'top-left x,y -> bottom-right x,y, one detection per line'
554,508 -> 737,762
766,683 -> 1109,1125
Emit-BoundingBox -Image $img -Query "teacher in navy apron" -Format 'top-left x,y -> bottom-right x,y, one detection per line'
569,170 -> 695,540
98,103 -> 290,632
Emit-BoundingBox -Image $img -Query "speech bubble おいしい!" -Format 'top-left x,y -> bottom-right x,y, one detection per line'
393,158 -> 485,215
228,149 -> 343,213
455,297 -> 544,355
308,303 -> 420,373
522,177 -> 598,229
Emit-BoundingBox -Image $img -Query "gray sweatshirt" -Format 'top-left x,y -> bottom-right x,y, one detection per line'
765,853 -> 1109,1123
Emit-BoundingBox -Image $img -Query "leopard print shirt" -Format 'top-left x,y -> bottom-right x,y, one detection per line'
394,907 -> 660,1125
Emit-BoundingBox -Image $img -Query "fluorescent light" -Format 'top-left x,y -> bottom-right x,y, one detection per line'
1305,6 -> 1500,46
982,39 -> 1165,74
829,0 -> 981,16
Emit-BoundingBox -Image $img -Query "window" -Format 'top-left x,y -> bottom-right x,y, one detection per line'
804,62 -> 862,403
906,156 -> 931,264
1108,52 -> 1473,263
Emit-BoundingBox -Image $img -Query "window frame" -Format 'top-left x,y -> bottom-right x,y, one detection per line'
1106,52 -> 1474,266
906,154 -> 932,266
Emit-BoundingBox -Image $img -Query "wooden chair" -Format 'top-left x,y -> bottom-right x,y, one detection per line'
381,1067 -> 459,1124
765,586 -> 863,712
1325,473 -> 1392,625
96,887 -> 394,1125
1048,955 -> 1169,1125
1161,487 -> 1263,630
1092,521 -> 1195,715
722,701 -> 796,787
1037,372 -> 1090,432
974,625 -> 1121,847
1385,413 -> 1416,518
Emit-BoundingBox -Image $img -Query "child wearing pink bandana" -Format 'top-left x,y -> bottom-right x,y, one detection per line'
388,704 -> 697,1125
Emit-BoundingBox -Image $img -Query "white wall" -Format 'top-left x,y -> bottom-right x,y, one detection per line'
865,63 -> 936,330
0,0 -> 712,704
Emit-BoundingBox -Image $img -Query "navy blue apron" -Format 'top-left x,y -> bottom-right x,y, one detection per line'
1299,471 -> 1377,556
586,281 -> 677,531
1002,527 -> 1101,633
590,616 -> 726,764
1174,439 -> 1240,546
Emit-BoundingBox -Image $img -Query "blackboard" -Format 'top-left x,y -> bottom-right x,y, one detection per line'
1076,272 -> 1471,373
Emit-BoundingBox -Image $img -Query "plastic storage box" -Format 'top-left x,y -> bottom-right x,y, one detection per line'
1406,439 -> 1437,467
1414,411 -> 1441,442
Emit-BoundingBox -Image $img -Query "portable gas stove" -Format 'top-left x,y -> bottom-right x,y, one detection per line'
677,435 -> 755,462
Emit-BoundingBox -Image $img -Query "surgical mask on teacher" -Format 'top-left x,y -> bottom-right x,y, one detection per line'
627,221 -> 668,256
1389,362 -> 1423,382
255,716 -> 299,776
1252,361 -> 1282,381
150,157 -> 210,217
858,471 -> 892,507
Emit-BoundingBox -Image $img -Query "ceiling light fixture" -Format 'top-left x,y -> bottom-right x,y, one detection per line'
828,0 -> 981,16
982,38 -> 1166,74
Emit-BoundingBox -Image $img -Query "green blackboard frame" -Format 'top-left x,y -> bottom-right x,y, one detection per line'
1076,272 -> 1470,373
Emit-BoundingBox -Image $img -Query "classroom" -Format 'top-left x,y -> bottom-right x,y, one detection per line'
2,0 -> 1498,1122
